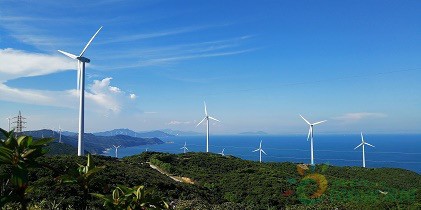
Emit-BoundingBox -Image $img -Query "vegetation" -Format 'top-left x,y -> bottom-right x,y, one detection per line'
0,129 -> 54,209
149,152 -> 421,209
1,130 -> 420,209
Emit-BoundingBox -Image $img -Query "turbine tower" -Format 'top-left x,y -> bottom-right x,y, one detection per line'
354,132 -> 375,168
196,101 -> 220,152
6,117 -> 11,132
219,148 -> 225,156
113,145 -> 121,158
300,115 -> 326,165
180,142 -> 189,153
58,26 -> 103,156
252,140 -> 267,163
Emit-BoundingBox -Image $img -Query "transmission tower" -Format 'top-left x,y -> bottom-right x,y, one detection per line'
12,111 -> 26,133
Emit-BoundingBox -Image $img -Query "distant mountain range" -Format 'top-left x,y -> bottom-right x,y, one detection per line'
23,129 -> 164,155
160,129 -> 203,136
94,129 -> 174,138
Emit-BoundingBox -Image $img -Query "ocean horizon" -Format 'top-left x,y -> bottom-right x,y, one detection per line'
103,134 -> 421,174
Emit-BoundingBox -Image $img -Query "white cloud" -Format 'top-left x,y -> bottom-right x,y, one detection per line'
333,112 -> 387,123
0,48 -> 75,81
168,121 -> 191,125
130,94 -> 137,100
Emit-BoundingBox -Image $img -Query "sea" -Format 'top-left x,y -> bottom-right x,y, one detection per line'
104,134 -> 421,174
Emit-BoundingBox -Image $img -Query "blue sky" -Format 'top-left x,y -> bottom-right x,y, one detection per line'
0,0 -> 420,134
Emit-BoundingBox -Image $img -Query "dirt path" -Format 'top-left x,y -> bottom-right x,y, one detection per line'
148,162 -> 183,183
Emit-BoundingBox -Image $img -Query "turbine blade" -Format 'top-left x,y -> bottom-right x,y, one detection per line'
209,116 -> 220,122
361,132 -> 364,143
307,127 -> 311,141
354,143 -> 363,150
313,120 -> 327,125
261,149 -> 267,155
204,101 -> 208,116
79,26 -> 103,57
196,117 -> 206,127
58,50 -> 78,59
300,115 -> 311,125
365,142 -> 375,147
252,148 -> 259,152
186,147 -> 189,150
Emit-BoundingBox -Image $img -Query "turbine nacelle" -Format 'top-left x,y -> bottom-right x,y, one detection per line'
77,56 -> 90,63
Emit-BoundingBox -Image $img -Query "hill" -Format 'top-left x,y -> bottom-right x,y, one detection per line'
23,129 -> 164,154
147,152 -> 421,209
5,151 -> 418,209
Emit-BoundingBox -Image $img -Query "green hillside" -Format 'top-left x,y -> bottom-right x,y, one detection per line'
1,152 -> 417,209
147,152 -> 421,209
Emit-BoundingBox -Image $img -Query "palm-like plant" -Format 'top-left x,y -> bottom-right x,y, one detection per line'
92,185 -> 170,209
61,153 -> 105,209
0,128 -> 54,210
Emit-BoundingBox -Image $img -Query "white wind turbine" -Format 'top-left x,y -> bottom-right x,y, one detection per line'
300,115 -> 327,165
58,26 -> 103,156
219,148 -> 225,156
252,140 -> 267,163
196,101 -> 220,152
354,132 -> 375,168
181,142 -> 189,153
58,125 -> 62,143
113,145 -> 121,158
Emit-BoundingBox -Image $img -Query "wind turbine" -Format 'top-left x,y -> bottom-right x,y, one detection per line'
113,145 -> 121,158
219,148 -> 225,156
58,125 -> 62,143
354,132 -> 375,168
252,140 -> 267,163
180,142 -> 189,153
196,101 -> 220,152
300,115 -> 327,165
58,26 -> 103,156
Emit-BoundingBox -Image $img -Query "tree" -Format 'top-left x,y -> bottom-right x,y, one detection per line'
60,153 -> 105,209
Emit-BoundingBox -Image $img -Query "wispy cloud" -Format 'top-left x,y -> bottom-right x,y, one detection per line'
137,49 -> 255,66
0,48 -> 136,114
168,121 -> 191,125
333,112 -> 387,123
0,48 -> 75,81
98,23 -> 233,45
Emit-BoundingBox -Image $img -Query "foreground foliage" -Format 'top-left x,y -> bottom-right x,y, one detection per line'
92,185 -> 169,209
0,129 -> 53,209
